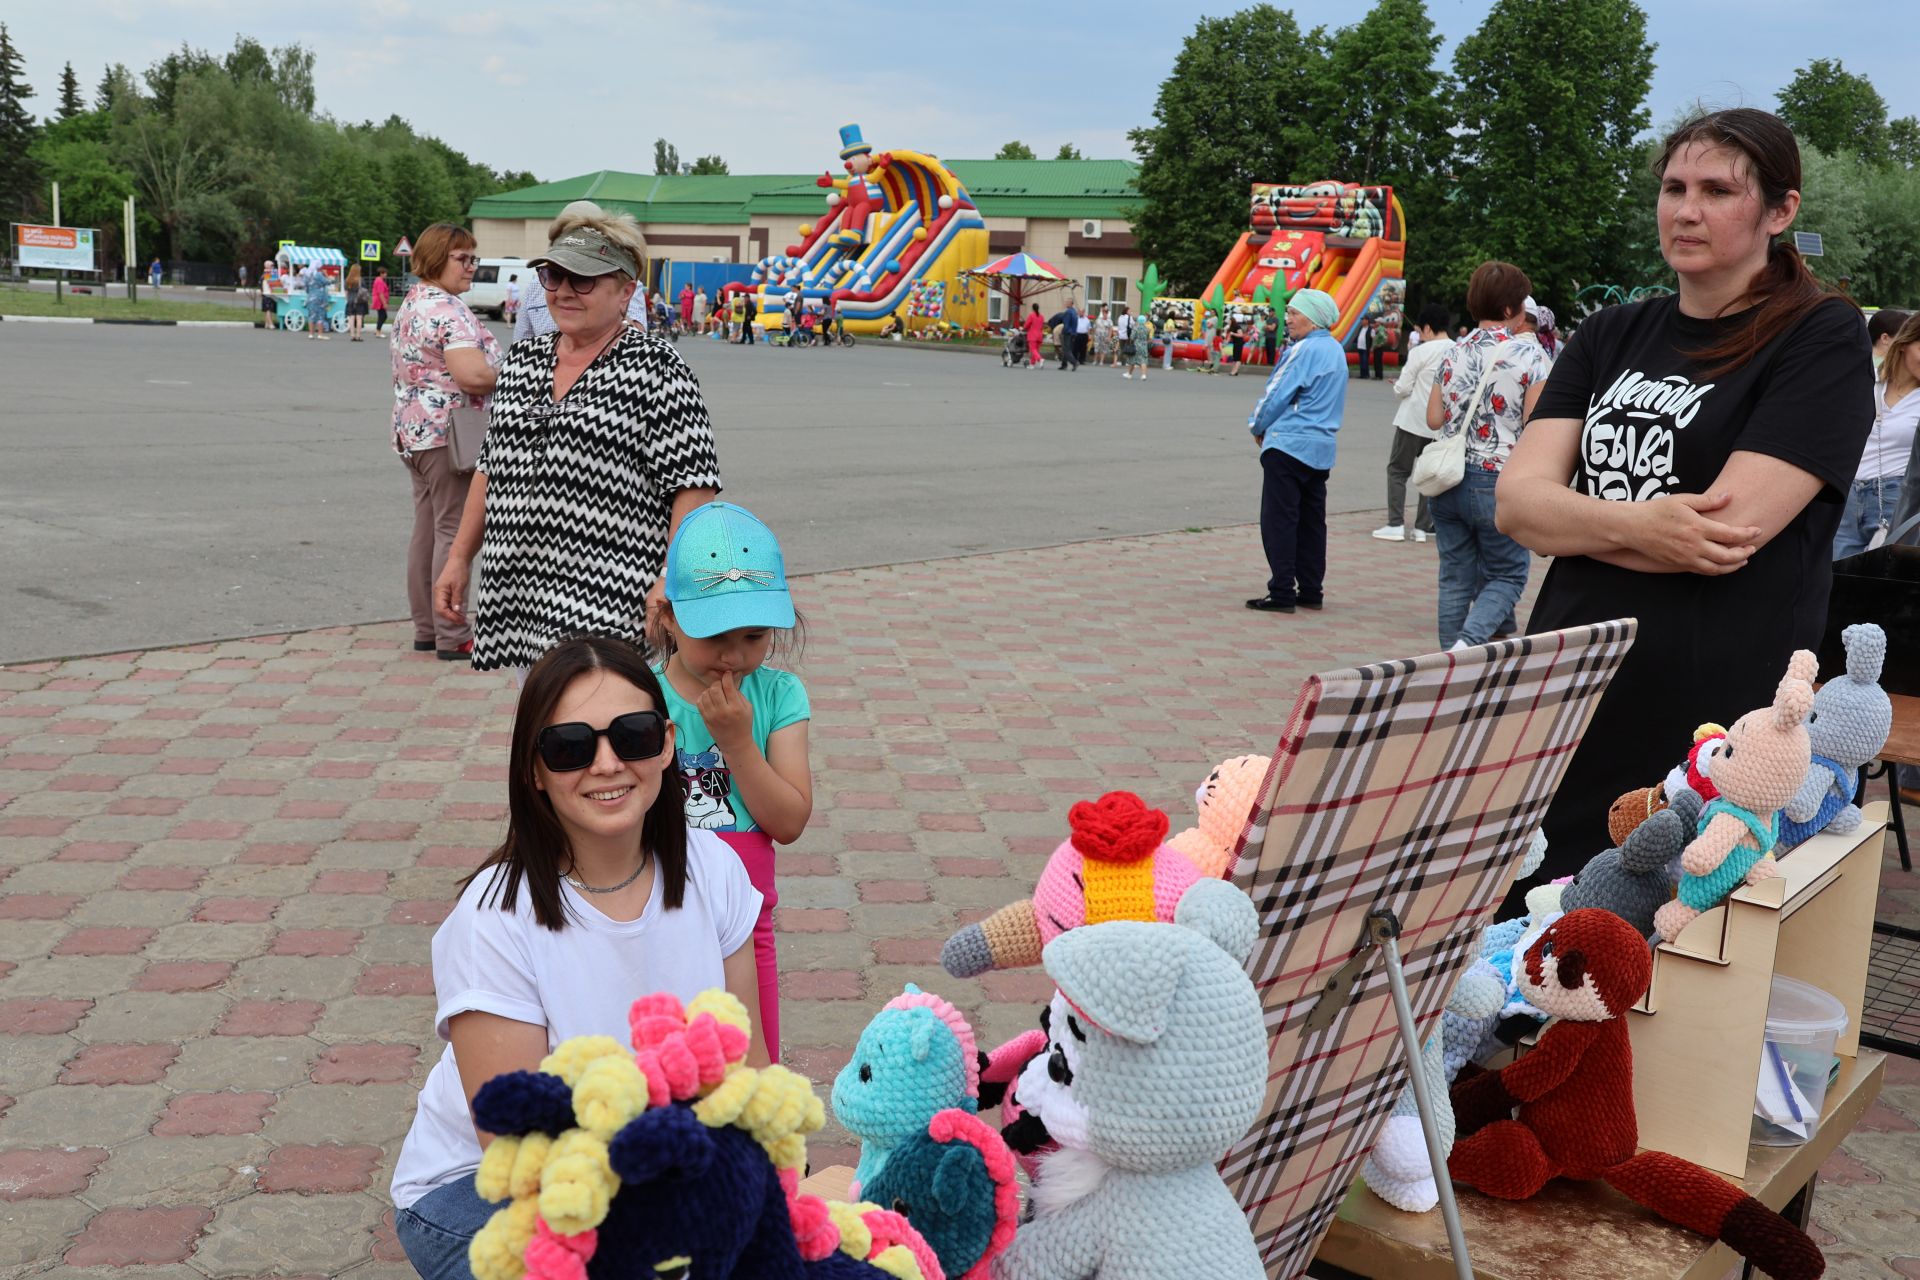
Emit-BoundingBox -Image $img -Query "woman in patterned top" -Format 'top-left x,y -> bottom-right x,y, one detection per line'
434,206 -> 720,674
1423,260 -> 1553,651
391,223 -> 503,660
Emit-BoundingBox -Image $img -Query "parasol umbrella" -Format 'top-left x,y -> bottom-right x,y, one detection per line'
961,250 -> 1077,322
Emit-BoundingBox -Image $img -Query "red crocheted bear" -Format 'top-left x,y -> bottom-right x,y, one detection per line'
1448,909 -> 1825,1280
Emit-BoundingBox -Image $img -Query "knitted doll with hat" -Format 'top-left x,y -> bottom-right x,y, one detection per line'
941,791 -> 1200,978
1563,789 -> 1702,939
1655,652 -> 1816,943
464,990 -> 943,1280
1780,624 -> 1890,849
1166,754 -> 1272,878
1448,909 -> 1825,1279
993,878 -> 1268,1280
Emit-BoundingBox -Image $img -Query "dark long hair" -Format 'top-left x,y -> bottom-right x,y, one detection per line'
463,636 -> 689,931
1656,109 -> 1846,379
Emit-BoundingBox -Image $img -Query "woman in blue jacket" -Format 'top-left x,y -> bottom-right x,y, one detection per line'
1247,289 -> 1348,613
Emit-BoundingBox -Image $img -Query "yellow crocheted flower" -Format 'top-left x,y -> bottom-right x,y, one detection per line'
467,1195 -> 538,1280
475,1131 -> 554,1204
688,988 -> 752,1038
537,1129 -> 616,1235
574,1054 -> 648,1141
540,1034 -> 629,1086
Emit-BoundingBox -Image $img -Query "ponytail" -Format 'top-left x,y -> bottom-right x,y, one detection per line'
1684,240 -> 1838,380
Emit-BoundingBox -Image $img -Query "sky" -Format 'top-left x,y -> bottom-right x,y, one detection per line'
10,0 -> 1920,183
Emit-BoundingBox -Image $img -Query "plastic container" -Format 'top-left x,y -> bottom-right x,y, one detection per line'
1751,974 -> 1849,1146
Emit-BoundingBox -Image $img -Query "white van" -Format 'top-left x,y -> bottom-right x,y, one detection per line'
465,258 -> 530,319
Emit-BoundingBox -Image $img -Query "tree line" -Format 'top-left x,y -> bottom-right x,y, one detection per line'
0,26 -> 535,273
1129,0 -> 1920,315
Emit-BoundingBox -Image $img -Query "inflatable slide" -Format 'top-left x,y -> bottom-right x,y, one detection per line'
729,124 -> 987,336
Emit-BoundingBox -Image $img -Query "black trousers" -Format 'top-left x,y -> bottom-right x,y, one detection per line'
1259,448 -> 1329,605
1370,345 -> 1387,379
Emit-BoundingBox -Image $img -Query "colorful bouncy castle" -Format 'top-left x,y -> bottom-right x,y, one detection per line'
729,124 -> 988,336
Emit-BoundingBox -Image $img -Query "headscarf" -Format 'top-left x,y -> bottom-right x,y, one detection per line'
1286,288 -> 1339,331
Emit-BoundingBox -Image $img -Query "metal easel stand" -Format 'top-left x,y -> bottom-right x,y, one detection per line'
1368,909 -> 1474,1280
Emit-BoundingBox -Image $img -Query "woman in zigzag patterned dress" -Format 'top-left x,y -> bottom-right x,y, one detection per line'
434,207 -> 721,674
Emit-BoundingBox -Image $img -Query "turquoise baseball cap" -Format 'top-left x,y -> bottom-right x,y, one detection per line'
663,502 -> 795,638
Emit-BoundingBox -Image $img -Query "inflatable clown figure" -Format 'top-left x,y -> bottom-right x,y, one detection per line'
820,123 -> 887,250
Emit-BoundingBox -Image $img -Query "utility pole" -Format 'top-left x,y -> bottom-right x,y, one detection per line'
125,196 -> 137,304
52,181 -> 62,303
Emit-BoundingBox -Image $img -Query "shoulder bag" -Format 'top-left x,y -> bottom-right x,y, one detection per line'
447,401 -> 488,474
1411,346 -> 1508,498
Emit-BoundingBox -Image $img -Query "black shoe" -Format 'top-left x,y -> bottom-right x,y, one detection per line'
1297,599 -> 1324,611
436,642 -> 473,662
412,640 -> 435,652
1245,596 -> 1296,613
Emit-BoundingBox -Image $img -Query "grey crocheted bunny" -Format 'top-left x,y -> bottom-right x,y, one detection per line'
1563,789 -> 1702,938
1780,624 -> 1891,848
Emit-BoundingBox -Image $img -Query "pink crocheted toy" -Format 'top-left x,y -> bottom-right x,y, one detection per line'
940,791 -> 1202,978
1166,754 -> 1272,878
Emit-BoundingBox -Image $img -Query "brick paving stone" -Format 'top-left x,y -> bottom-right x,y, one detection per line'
0,1147 -> 109,1200
257,1143 -> 384,1194
151,1090 -> 277,1136
0,1200 -> 94,1267
215,999 -> 324,1037
354,963 -> 433,996
54,925 -> 156,955
0,996 -> 92,1033
71,992 -> 228,1044
0,892 -> 82,919
65,1204 -> 214,1266
164,1036 -> 316,1092
192,1192 -> 383,1275
1,1084 -> 170,1147
59,1042 -> 180,1086
194,896 -> 278,923
311,1043 -> 420,1085
133,960 -> 234,992
268,928 -> 361,957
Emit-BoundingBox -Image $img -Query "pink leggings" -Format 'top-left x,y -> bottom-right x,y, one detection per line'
1026,334 -> 1042,366
717,831 -> 780,1061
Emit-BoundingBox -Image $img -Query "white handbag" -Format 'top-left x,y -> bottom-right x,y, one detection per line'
1411,348 -> 1508,498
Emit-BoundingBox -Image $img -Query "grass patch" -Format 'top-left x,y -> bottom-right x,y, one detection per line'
0,286 -> 253,323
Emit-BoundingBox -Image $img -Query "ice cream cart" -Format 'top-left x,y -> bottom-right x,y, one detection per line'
265,245 -> 349,332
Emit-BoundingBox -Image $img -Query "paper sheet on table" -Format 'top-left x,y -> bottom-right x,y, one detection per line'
1754,1040 -> 1813,1138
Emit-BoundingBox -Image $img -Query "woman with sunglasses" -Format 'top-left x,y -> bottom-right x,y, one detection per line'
435,205 -> 720,675
390,636 -> 767,1278
510,201 -> 651,344
391,223 -> 503,663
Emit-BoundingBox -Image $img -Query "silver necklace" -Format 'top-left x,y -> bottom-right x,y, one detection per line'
564,857 -> 647,895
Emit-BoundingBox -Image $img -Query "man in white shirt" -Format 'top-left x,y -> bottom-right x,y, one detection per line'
1075,309 -> 1093,365
1376,304 -> 1452,543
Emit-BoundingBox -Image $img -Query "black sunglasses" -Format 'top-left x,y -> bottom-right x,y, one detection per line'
535,711 -> 668,771
536,265 -> 613,295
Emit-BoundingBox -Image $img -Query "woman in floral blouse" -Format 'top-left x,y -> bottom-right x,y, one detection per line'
1423,261 -> 1552,651
391,223 -> 503,660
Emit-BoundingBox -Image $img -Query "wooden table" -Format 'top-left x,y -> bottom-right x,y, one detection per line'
1312,1050 -> 1886,1280
1864,692 -> 1916,871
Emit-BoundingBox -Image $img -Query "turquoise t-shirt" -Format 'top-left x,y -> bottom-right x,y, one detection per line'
654,665 -> 811,833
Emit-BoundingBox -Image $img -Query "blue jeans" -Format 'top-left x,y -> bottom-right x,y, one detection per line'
1432,468 -> 1530,648
1833,474 -> 1902,559
395,1173 -> 498,1280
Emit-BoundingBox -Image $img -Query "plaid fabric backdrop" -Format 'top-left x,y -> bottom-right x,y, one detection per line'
1220,620 -> 1636,1278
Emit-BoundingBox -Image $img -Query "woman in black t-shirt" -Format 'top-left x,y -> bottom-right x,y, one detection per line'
1496,108 -> 1873,889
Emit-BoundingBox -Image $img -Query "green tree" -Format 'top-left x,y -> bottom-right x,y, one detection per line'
1887,116 -> 1920,169
687,154 -> 728,175
994,140 -> 1035,160
1777,59 -> 1888,164
116,88 -> 229,260
57,61 -> 82,119
95,63 -> 136,112
1055,143 -> 1082,160
1293,0 -> 1454,304
384,146 -> 461,242
1129,5 -> 1329,294
653,137 -> 680,175
1791,143 -> 1874,287
1449,0 -> 1655,310
297,135 -> 395,255
0,23 -> 40,218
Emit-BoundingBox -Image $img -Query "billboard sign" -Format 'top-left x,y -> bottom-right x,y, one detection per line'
15,224 -> 96,271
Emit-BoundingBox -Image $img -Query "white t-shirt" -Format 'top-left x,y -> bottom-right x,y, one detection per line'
389,830 -> 760,1210
1861,381 -> 1920,481
1391,335 -> 1450,436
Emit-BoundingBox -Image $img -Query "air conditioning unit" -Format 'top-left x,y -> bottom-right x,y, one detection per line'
1081,219 -> 1103,239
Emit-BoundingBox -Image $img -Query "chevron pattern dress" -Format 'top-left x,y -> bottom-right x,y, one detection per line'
470,329 -> 722,670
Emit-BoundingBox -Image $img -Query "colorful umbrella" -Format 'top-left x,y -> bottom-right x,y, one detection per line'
962,251 -> 1071,282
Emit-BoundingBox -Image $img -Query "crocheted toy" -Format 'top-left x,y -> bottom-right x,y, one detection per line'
860,1108 -> 1019,1280
1448,909 -> 1825,1280
1563,790 -> 1702,939
833,985 -> 980,1195
994,877 -> 1268,1280
1655,653 -> 1815,943
465,990 -> 941,1280
1781,624 -> 1890,849
1612,723 -> 1727,847
1165,754 -> 1271,878
1360,960 -> 1504,1213
941,791 -> 1200,978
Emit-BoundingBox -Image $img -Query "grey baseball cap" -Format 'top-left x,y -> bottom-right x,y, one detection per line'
527,226 -> 638,278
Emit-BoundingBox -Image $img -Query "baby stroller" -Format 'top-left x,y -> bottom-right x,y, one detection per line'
1000,325 -> 1027,368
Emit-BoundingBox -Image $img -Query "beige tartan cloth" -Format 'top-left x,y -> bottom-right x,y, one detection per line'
1221,620 -> 1636,1276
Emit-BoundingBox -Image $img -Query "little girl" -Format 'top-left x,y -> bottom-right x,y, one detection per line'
655,501 -> 812,1060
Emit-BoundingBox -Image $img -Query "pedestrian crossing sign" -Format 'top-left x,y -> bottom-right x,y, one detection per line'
361,239 -> 381,261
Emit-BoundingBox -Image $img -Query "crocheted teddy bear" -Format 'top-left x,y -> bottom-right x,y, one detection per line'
1448,909 -> 1825,1280
465,990 -> 945,1280
1563,789 -> 1702,939
942,791 -> 1200,978
993,877 -> 1268,1280
1166,754 -> 1272,878
833,984 -> 980,1195
1654,653 -> 1816,943
1780,624 -> 1890,850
